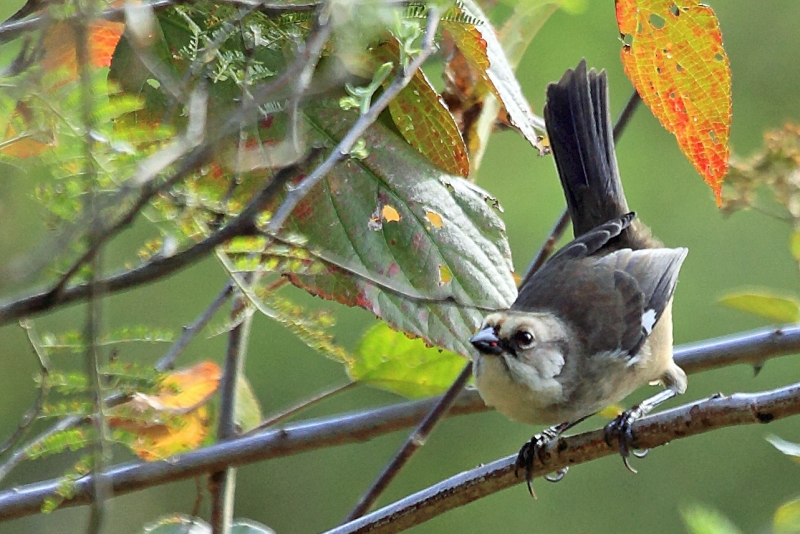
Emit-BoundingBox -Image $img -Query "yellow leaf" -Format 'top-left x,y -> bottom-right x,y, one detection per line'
109,361 -> 221,461
775,497 -> 800,534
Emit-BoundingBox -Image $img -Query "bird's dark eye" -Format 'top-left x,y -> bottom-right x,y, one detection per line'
514,330 -> 535,349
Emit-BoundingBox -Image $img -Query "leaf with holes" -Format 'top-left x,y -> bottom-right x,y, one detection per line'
438,0 -> 545,154
267,104 -> 516,357
616,0 -> 731,204
349,322 -> 467,398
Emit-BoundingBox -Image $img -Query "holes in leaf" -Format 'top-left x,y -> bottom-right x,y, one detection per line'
709,130 -> 719,145
676,62 -> 683,72
425,211 -> 444,229
669,3 -> 680,16
621,33 -> 634,47
438,265 -> 452,285
649,13 -> 666,29
714,53 -> 725,62
382,205 -> 401,222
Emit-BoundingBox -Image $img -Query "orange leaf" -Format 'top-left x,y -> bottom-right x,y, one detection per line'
616,0 -> 731,204
115,406 -> 213,462
42,19 -> 125,79
108,361 -> 221,461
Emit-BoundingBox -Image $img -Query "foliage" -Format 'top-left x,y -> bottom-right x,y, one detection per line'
0,0 -> 756,531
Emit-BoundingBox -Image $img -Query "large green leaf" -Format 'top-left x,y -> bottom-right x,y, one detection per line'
349,322 -> 466,398
268,104 -> 516,356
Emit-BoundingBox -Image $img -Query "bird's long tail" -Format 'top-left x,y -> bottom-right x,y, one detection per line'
544,60 -> 637,243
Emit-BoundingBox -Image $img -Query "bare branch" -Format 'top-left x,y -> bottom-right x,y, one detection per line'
345,363 -> 473,521
325,382 -> 800,534
155,283 -> 234,371
246,381 -> 359,433
210,293 -> 252,533
0,325 -> 798,521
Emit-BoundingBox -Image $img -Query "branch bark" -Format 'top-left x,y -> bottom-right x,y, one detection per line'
0,324 -> 797,522
325,382 -> 800,534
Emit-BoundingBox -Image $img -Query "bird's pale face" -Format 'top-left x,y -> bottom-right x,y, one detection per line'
469,311 -> 571,424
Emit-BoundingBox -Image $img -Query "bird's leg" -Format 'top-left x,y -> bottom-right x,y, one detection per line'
604,388 -> 677,473
515,415 -> 591,497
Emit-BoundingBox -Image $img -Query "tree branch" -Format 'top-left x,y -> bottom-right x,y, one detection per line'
325,381 -> 800,534
344,362 -> 474,521
0,325 -> 798,522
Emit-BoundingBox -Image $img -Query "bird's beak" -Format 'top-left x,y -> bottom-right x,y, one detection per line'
470,327 -> 503,355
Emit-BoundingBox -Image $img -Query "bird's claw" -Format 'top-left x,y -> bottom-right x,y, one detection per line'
604,407 -> 648,474
514,427 -> 563,498
544,467 -> 569,482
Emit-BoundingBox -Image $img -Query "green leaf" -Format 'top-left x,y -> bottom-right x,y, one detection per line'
349,323 -> 467,398
236,375 -> 263,433
680,504 -> 742,534
273,105 -> 516,357
775,497 -> 800,534
718,291 -> 800,323
766,434 -> 800,463
791,231 -> 800,261
141,515 -> 210,534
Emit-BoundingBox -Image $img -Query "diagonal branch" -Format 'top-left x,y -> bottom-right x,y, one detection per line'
0,325 -> 798,522
324,382 -> 800,534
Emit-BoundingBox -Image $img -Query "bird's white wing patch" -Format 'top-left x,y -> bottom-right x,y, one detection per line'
642,308 -> 657,335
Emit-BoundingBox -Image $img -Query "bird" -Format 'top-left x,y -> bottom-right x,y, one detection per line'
469,60 -> 688,493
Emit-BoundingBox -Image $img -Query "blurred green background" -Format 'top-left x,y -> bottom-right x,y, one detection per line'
1,1 -> 800,533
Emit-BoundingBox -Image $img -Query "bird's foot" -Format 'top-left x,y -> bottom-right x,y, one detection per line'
514,424 -> 568,497
604,406 -> 648,473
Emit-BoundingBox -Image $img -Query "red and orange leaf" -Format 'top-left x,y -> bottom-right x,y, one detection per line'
616,0 -> 731,204
42,19 -> 125,78
112,406 -> 212,462
156,360 -> 221,410
372,40 -> 470,177
108,361 -> 221,461
441,0 -> 545,154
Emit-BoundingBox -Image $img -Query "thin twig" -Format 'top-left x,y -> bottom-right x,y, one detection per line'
209,292 -> 253,533
246,381 -> 359,434
518,209 -> 570,288
266,7 -> 442,234
0,321 -> 51,457
612,89 -> 642,141
74,4 -> 112,530
345,363 -> 473,521
155,283 -> 234,372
